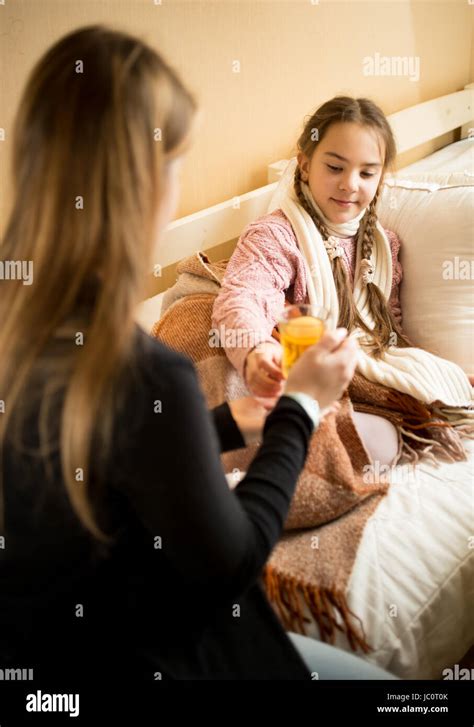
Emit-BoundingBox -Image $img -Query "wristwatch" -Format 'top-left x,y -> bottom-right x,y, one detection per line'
283,392 -> 321,429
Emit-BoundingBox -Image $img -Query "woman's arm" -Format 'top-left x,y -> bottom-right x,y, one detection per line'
211,397 -> 279,451
217,395 -> 340,450
212,397 -> 281,452
210,402 -> 246,452
112,352 -> 314,603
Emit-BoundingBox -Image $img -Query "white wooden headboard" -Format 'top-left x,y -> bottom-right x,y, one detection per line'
137,83 -> 473,331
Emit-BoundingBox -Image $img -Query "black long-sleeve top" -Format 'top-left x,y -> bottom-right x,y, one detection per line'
0,325 -> 315,681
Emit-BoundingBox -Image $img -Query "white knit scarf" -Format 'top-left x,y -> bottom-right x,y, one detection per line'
267,158 -> 473,409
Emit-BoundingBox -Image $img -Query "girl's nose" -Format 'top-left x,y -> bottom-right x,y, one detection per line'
338,172 -> 358,193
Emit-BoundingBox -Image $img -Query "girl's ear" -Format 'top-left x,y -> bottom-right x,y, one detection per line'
297,152 -> 310,181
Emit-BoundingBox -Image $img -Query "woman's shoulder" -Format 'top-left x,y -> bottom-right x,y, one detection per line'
110,326 -> 198,437
130,324 -> 194,387
135,324 -> 192,363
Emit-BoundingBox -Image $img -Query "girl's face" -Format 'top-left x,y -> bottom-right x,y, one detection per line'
297,122 -> 385,224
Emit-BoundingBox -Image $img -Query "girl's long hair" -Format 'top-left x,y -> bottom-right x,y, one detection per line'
0,25 -> 198,541
294,96 -> 412,358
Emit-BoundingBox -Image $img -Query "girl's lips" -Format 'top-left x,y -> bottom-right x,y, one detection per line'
331,198 -> 355,207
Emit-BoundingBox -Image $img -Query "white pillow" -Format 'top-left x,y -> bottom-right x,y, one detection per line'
378,173 -> 474,375
397,138 -> 474,176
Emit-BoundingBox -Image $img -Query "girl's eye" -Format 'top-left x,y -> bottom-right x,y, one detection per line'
326,164 -> 375,178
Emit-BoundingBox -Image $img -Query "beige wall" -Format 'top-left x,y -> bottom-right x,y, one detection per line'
0,0 -> 472,233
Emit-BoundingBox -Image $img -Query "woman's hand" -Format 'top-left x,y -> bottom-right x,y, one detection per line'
227,396 -> 271,445
244,342 -> 285,400
231,331 -> 356,444
468,375 -> 474,387
284,328 -> 358,410
228,394 -> 342,446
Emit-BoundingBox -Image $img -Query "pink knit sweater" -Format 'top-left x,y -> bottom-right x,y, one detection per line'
211,208 -> 403,380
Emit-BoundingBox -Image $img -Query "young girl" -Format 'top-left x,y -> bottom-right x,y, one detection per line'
212,96 -> 473,466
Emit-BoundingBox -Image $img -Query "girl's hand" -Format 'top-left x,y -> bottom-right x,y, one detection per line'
244,342 -> 285,399
468,375 -> 474,386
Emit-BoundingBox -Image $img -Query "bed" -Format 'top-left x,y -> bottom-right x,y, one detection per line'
136,84 -> 474,679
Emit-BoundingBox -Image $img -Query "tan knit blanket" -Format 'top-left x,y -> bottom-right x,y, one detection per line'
151,252 -> 472,652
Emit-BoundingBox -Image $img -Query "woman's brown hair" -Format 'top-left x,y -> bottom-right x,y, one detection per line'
0,25 -> 198,541
294,96 -> 412,357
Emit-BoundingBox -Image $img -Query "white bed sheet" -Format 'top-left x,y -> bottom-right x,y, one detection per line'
296,439 -> 474,680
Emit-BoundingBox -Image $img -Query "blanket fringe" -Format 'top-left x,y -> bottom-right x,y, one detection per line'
382,388 -> 474,432
262,564 -> 372,654
352,407 -> 471,467
398,425 -> 467,466
379,387 -> 433,422
353,383 -> 473,467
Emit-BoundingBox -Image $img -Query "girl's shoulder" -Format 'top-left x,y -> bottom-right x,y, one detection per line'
247,207 -> 293,228
242,208 -> 297,244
